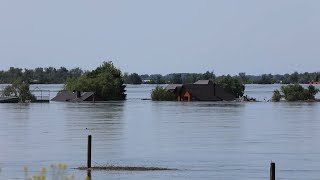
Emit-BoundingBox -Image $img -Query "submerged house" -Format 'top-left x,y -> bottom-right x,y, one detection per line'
168,80 -> 235,102
0,97 -> 19,103
165,84 -> 183,92
51,91 -> 103,102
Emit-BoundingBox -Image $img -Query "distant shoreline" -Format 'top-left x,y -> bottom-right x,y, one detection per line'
0,66 -> 319,85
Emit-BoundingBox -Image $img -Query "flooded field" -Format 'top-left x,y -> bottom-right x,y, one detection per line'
1,84 -> 320,179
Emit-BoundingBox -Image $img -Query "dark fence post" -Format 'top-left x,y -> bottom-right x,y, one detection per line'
270,161 -> 275,180
87,169 -> 92,179
87,135 -> 92,169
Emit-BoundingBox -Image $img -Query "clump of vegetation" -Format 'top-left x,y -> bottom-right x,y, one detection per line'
1,80 -> 36,102
151,86 -> 176,101
64,61 -> 126,100
2,85 -> 17,97
216,75 -> 245,98
272,84 -> 319,102
272,89 -> 282,102
23,163 -> 75,180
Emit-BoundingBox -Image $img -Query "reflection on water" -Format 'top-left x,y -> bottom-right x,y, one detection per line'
1,84 -> 320,179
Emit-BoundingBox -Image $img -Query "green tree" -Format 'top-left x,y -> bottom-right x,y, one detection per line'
281,84 -> 304,101
23,68 -> 35,83
124,73 -> 142,84
1,81 -> 36,102
151,86 -> 176,101
200,71 -> 215,80
18,83 -> 36,102
299,72 -> 311,84
259,74 -> 273,84
171,74 -> 182,84
69,67 -> 84,78
305,85 -> 319,100
272,89 -> 282,102
2,85 -> 17,97
182,73 -> 200,84
238,72 -> 248,84
64,61 -> 126,100
217,75 -> 245,98
150,74 -> 165,84
278,84 -> 319,101
290,71 -> 299,83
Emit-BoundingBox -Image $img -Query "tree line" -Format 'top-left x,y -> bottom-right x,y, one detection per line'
1,66 -> 320,85
125,71 -> 320,85
0,67 -> 84,84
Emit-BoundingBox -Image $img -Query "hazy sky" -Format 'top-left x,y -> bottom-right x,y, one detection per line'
0,0 -> 320,75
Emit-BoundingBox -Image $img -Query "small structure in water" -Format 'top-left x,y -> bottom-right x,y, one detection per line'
31,87 -> 50,103
51,91 -> 103,102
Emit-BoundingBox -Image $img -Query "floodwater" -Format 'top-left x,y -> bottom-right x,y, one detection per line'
1,84 -> 320,180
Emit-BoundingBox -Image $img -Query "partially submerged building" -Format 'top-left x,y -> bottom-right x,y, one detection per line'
51,91 -> 103,102
165,84 -> 183,92
0,97 -> 19,103
168,80 -> 235,101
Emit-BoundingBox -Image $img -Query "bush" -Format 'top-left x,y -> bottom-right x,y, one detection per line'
151,86 -> 177,101
216,75 -> 245,98
19,83 -> 36,102
272,84 -> 319,101
1,81 -> 36,102
23,163 -> 76,180
2,85 -> 17,97
272,89 -> 282,102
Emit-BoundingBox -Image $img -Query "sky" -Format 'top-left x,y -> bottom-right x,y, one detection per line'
0,0 -> 320,75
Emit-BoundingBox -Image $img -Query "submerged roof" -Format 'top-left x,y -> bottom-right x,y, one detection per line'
166,80 -> 212,91
51,91 -> 96,102
183,84 -> 220,101
165,84 -> 183,91
166,79 -> 235,101
182,83 -> 235,101
194,80 -> 212,84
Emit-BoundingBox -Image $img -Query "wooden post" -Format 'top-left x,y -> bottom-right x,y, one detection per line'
270,161 -> 275,180
87,169 -> 92,179
87,135 -> 92,169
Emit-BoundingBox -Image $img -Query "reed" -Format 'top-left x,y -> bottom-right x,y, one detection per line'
23,163 -> 75,180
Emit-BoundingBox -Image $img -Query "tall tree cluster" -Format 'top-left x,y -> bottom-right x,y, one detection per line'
64,61 -> 126,100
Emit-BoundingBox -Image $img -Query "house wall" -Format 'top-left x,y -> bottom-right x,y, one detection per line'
179,89 -> 191,102
310,82 -> 320,84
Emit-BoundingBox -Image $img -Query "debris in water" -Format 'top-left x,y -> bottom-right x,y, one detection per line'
77,165 -> 178,171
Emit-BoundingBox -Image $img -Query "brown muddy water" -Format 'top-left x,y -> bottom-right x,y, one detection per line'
0,84 -> 320,180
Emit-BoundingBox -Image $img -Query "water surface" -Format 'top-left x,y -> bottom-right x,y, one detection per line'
0,84 -> 320,179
